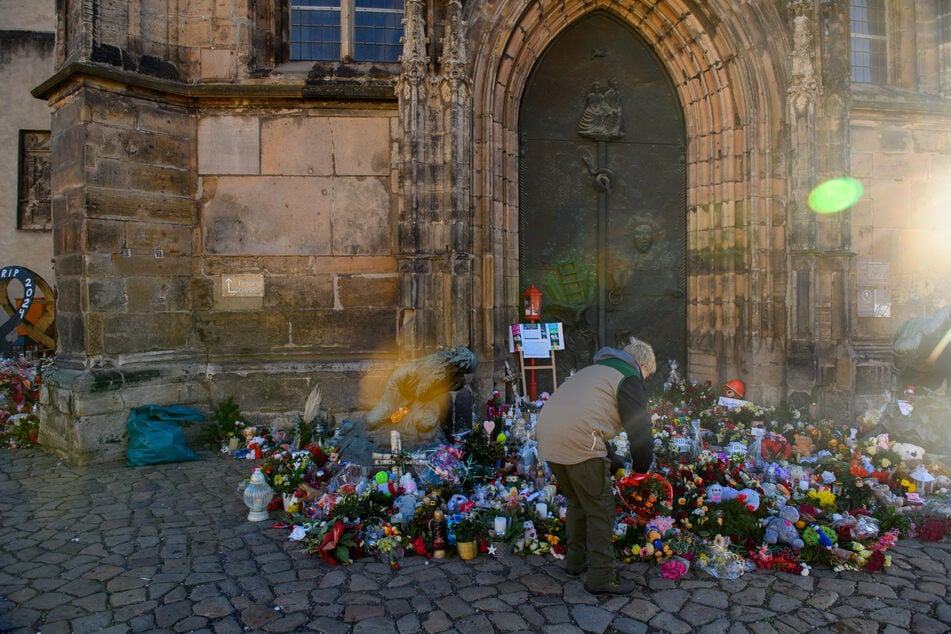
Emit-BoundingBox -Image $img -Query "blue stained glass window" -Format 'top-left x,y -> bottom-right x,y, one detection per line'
850,0 -> 887,84
291,1 -> 342,61
355,0 -> 404,63
290,0 -> 403,63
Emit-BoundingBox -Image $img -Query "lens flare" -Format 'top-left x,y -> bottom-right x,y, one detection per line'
808,177 -> 864,214
927,327 -> 951,365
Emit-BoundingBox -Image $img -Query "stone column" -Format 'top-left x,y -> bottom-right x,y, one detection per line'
40,81 -> 200,464
785,0 -> 854,417
396,0 -> 474,358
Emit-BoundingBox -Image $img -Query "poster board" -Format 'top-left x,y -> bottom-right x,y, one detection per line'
509,323 -> 565,356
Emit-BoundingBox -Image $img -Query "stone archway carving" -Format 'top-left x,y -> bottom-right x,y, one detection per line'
464,0 -> 791,397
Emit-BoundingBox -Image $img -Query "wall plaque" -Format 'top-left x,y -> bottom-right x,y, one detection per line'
221,274 -> 265,297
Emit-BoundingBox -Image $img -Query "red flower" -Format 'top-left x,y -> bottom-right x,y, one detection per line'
918,518 -> 949,542
866,549 -> 886,571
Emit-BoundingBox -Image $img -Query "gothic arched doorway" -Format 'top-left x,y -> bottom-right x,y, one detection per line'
518,11 -> 686,389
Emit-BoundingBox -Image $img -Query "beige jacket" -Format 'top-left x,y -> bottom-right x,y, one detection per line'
535,363 -> 626,466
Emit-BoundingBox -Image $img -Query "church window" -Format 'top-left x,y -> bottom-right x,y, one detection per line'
290,0 -> 403,63
850,0 -> 887,83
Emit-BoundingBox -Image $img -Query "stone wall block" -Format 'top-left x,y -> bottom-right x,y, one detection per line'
202,176 -> 332,255
86,187 -> 196,222
84,313 -> 102,356
55,312 -> 85,356
200,48 -> 237,80
870,180 -> 914,228
198,116 -> 260,175
87,278 -> 127,311
289,308 -> 396,352
85,219 -> 124,253
55,277 -> 82,313
86,254 -> 115,277
103,312 -> 191,353
211,18 -> 238,48
89,157 -> 131,189
311,256 -> 397,275
89,125 -> 195,167
125,277 -> 189,312
85,187 -> 145,218
261,117 -> 333,176
331,117 -> 392,175
912,128 -> 951,153
112,254 -> 192,278
194,311 -> 289,352
125,222 -> 193,255
181,16 -> 214,47
128,164 -> 199,197
65,187 -> 87,219
337,274 -> 398,308
55,219 -> 85,255
332,177 -> 391,255
265,275 -> 334,310
138,106 -> 196,139
201,255 -> 311,275
84,90 -> 137,127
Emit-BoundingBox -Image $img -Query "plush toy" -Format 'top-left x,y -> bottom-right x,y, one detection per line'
736,488 -> 761,511
763,506 -> 804,549
793,434 -> 815,459
719,486 -> 740,501
892,442 -> 926,467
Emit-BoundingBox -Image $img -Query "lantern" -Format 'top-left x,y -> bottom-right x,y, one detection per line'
242,468 -> 273,522
910,465 -> 936,495
522,284 -> 543,323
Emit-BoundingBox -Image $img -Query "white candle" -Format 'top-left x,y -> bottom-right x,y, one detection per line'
535,502 -> 548,518
494,516 -> 507,536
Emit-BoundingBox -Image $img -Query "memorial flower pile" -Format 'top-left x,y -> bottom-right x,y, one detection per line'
0,356 -> 48,448
231,364 -> 950,578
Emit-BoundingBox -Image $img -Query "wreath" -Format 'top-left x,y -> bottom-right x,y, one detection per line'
615,473 -> 674,525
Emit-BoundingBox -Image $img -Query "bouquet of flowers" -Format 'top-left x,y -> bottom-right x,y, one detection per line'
261,450 -> 312,495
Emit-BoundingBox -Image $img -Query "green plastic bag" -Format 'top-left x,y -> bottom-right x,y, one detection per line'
126,405 -> 203,466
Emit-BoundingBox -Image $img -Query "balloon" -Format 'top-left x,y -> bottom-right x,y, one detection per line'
484,420 -> 495,435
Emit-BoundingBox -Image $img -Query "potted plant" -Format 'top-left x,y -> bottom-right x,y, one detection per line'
454,514 -> 486,560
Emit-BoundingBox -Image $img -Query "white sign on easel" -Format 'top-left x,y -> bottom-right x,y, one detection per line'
509,323 -> 564,396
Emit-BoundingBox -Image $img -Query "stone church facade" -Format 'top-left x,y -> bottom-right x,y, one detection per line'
28,0 -> 951,464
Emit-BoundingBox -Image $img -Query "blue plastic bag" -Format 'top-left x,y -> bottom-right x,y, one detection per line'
126,405 -> 203,466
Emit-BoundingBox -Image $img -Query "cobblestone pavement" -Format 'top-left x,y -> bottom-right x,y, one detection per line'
1,447 -> 950,634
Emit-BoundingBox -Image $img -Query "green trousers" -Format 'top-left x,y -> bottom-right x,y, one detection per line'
549,457 -> 617,585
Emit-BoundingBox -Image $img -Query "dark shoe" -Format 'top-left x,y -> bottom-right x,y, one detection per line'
565,562 -> 587,577
585,578 -> 637,595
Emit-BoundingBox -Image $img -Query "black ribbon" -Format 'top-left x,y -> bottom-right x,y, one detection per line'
0,265 -> 38,355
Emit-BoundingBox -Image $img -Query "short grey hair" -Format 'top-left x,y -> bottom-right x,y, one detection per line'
622,336 -> 656,377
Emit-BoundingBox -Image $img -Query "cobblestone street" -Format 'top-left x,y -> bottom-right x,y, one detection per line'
1,447 -> 950,634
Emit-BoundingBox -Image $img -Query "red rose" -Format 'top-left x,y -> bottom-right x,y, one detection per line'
866,549 -> 885,571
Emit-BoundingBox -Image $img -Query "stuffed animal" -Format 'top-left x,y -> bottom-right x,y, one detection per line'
763,506 -> 804,549
736,488 -> 761,511
793,434 -> 815,459
892,442 -> 926,467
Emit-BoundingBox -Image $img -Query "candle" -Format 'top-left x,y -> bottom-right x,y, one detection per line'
535,502 -> 548,518
494,516 -> 507,536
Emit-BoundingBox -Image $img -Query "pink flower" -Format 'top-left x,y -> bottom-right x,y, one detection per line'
660,557 -> 689,579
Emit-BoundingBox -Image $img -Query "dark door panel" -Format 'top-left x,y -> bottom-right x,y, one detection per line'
519,11 -> 686,389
